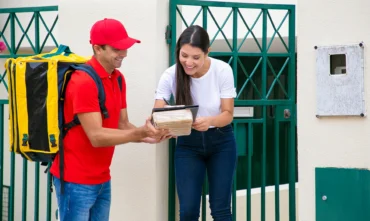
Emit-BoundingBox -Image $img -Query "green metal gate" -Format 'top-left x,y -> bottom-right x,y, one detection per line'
0,6 -> 59,221
167,0 -> 296,220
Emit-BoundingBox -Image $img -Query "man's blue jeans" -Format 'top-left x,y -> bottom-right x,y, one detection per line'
53,177 -> 111,221
175,124 -> 237,221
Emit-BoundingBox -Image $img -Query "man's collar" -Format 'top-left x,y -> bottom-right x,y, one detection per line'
86,56 -> 119,79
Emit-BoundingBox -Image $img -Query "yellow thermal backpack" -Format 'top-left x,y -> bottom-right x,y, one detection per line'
5,44 -> 122,167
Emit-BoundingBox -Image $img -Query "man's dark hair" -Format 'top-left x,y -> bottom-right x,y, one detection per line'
92,45 -> 106,55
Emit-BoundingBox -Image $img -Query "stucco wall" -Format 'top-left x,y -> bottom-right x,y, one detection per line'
297,1 -> 370,220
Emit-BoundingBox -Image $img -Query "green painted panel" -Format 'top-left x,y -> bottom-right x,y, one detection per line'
316,168 -> 370,221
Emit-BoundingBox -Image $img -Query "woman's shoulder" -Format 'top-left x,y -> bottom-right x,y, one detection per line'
156,64 -> 176,85
209,57 -> 233,75
161,63 -> 177,78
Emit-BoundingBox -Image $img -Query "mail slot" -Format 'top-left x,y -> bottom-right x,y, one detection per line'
234,107 -> 254,118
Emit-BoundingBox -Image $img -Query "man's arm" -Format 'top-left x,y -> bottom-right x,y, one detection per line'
118,108 -> 169,143
77,111 -> 159,147
118,108 -> 136,130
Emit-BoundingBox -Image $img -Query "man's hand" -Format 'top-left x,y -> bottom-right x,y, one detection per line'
142,134 -> 174,144
140,118 -> 170,143
142,137 -> 160,144
192,117 -> 212,131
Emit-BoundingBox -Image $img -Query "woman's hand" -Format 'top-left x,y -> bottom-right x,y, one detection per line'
192,117 -> 212,131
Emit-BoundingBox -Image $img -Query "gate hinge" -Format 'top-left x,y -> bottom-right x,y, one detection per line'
165,25 -> 172,44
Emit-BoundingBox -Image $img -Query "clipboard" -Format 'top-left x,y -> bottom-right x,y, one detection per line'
152,105 -> 199,122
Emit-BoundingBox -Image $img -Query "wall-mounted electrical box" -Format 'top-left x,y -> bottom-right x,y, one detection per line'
315,43 -> 365,117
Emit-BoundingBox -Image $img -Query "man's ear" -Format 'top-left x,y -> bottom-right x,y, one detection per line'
93,45 -> 105,54
93,45 -> 99,54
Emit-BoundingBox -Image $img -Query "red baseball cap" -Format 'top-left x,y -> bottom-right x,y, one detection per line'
90,18 -> 140,50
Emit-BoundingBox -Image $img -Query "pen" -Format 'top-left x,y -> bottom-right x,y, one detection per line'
163,97 -> 170,105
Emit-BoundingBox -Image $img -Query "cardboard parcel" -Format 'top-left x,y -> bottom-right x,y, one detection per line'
152,105 -> 199,136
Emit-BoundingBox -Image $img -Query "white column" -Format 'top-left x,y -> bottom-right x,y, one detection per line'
58,0 -> 170,220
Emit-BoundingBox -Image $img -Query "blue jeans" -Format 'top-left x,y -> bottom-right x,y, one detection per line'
175,124 -> 237,221
53,177 -> 111,221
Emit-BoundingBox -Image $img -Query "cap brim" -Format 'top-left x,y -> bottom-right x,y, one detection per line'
110,37 -> 141,50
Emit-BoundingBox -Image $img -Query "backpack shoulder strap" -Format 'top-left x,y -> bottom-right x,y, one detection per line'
117,75 -> 123,92
70,64 -> 109,119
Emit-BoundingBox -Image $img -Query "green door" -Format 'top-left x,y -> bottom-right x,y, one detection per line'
167,0 -> 297,220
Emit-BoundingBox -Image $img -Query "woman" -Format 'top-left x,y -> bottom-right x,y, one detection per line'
154,25 -> 237,221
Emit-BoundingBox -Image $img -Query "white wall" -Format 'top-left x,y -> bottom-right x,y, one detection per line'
297,0 -> 370,221
58,0 -> 170,220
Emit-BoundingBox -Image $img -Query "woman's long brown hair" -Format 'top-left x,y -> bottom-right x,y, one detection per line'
175,25 -> 210,105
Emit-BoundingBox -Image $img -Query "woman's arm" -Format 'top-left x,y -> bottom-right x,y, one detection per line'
192,98 -> 234,131
154,99 -> 167,108
193,64 -> 236,131
209,98 -> 234,126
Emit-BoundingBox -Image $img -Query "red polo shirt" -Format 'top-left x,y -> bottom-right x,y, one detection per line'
50,56 -> 127,184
